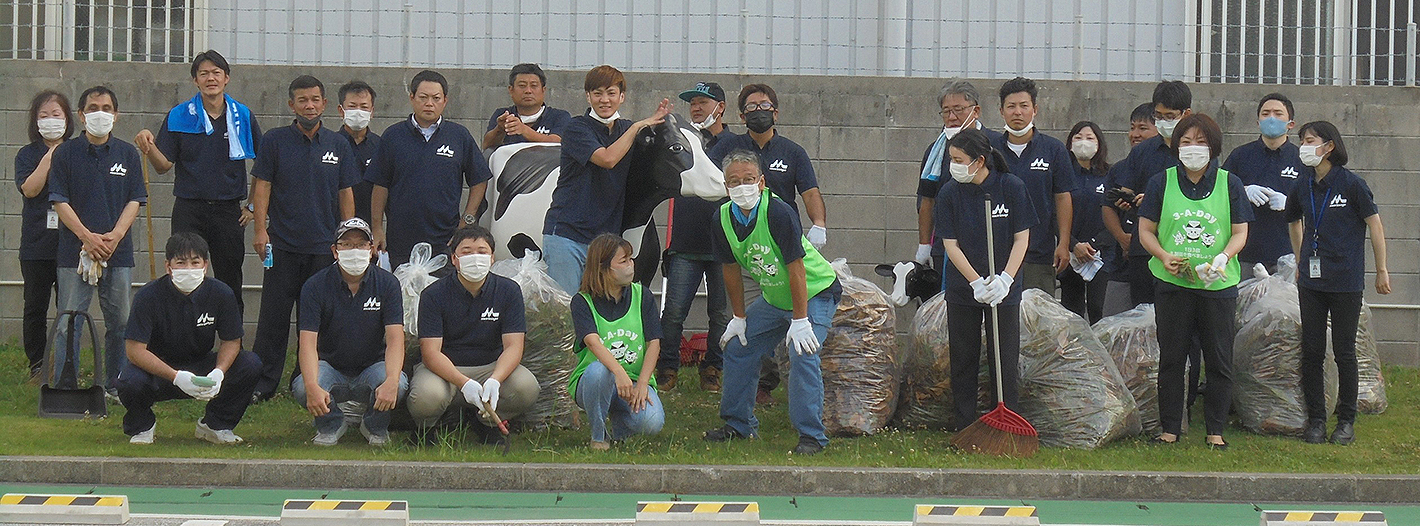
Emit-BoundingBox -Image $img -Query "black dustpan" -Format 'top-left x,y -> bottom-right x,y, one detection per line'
39,311 -> 109,419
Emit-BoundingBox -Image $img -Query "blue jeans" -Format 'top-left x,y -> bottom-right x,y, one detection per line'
54,266 -> 132,387
542,233 -> 589,295
659,254 -> 728,370
292,360 -> 408,436
574,361 -> 665,442
720,289 -> 836,446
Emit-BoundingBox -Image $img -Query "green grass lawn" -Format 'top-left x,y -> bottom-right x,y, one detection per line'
3,343 -> 1418,474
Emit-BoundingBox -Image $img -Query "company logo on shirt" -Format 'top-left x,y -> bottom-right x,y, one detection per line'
364,158 -> 372,167
362,297 -> 381,311
1281,166 -> 1299,179
535,126 -> 551,134
480,307 -> 500,321
435,145 -> 455,158
196,313 -> 216,327
1095,184 -> 1106,194
768,159 -> 789,172
991,203 -> 1010,218
321,151 -> 340,165
108,163 -> 128,177
1029,158 -> 1050,171
1329,194 -> 1348,208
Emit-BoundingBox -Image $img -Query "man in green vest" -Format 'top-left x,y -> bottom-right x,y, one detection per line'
704,149 -> 840,456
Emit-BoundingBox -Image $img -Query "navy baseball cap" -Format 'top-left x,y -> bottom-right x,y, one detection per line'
678,82 -> 725,103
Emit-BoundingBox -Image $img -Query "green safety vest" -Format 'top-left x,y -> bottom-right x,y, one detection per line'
569,283 -> 656,397
718,190 -> 836,310
1148,166 -> 1240,290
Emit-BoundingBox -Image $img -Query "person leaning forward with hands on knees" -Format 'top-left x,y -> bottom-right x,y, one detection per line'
1284,121 -> 1390,446
704,149 -> 840,456
1136,113 -> 1251,450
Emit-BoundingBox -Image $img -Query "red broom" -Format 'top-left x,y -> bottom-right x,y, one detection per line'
950,193 -> 1039,458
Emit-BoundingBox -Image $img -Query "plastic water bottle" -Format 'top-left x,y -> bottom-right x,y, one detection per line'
263,243 -> 273,269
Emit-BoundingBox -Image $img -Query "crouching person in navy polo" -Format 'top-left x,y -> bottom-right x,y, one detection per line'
291,218 -> 407,446
117,233 -> 261,445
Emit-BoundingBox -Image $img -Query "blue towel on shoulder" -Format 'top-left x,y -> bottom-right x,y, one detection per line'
166,93 -> 256,160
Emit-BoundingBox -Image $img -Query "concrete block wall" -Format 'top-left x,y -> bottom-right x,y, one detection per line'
1,60 -> 1417,366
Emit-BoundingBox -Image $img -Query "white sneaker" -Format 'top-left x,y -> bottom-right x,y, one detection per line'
360,421 -> 389,446
313,423 -> 348,447
129,423 -> 155,445
195,420 -> 244,445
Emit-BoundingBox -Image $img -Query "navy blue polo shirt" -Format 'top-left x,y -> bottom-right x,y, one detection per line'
1070,162 -> 1117,271
126,275 -> 244,366
338,127 -> 381,223
366,116 -> 491,263
1106,135 -> 1180,257
1138,164 -> 1253,298
544,114 -> 634,244
14,141 -> 61,261
1222,139 -> 1302,266
916,127 -> 1006,258
572,285 -> 663,342
934,171 -> 1037,306
1284,166 -> 1378,293
992,132 -> 1076,265
298,264 -> 404,376
485,105 -> 573,146
252,123 -> 360,254
418,273 -> 527,367
47,137 -> 147,268
668,127 -> 734,256
156,112 -> 262,201
708,132 -> 818,214
710,195 -> 843,297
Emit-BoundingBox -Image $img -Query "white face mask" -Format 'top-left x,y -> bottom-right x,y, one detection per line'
170,268 -> 205,294
942,108 -> 978,139
612,263 -> 636,286
1155,118 -> 1180,140
690,112 -> 718,131
588,109 -> 621,125
337,248 -> 371,276
1298,144 -> 1326,167
457,253 -> 492,282
38,117 -> 66,140
84,111 -> 115,138
1177,145 -> 1212,171
519,105 -> 546,124
342,109 -> 372,131
727,183 -> 761,210
948,160 -> 980,183
1005,120 -> 1035,137
1071,140 -> 1098,160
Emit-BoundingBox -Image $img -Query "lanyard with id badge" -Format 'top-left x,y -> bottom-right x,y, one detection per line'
46,209 -> 60,230
1307,178 -> 1330,279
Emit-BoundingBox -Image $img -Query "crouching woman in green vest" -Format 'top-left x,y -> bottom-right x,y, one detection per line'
1137,113 -> 1252,450
569,234 -> 664,451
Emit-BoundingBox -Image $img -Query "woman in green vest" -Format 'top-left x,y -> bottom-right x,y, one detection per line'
569,234 -> 664,450
1137,114 -> 1252,450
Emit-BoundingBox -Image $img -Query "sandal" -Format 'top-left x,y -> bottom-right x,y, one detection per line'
1150,434 -> 1179,444
1205,435 -> 1229,451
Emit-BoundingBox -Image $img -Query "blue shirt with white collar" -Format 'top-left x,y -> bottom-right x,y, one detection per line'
1222,138 -> 1302,266
251,123 -> 360,255
47,136 -> 147,268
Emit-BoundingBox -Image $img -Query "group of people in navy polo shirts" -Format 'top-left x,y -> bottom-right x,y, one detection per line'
12,48 -> 1392,452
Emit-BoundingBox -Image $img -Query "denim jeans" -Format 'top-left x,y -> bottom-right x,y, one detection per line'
719,289 -> 837,446
658,254 -> 728,370
542,233 -> 589,295
574,361 -> 665,442
54,265 -> 132,386
291,360 -> 409,436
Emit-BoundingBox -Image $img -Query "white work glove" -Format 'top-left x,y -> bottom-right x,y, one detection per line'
1195,262 -> 1221,287
970,277 -> 992,304
984,272 -> 1014,306
1245,184 -> 1271,207
1267,190 -> 1287,211
480,377 -> 501,413
204,368 -> 225,397
1209,253 -> 1230,277
78,251 -> 105,286
720,316 -> 748,347
785,317 -> 820,355
914,244 -> 933,265
460,379 -> 484,406
173,371 -> 215,401
806,225 -> 827,250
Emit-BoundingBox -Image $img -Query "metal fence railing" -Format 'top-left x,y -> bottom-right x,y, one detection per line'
1,0 -> 1416,86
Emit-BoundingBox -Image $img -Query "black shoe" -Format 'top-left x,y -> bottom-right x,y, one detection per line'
1330,422 -> 1355,445
1302,420 -> 1327,444
791,435 -> 824,456
702,425 -> 748,442
471,420 -> 507,446
410,426 -> 441,447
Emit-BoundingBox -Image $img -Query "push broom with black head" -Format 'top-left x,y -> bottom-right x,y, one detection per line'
950,193 -> 1039,458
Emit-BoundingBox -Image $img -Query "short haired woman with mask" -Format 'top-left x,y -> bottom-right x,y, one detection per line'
570,234 -> 665,450
1137,113 -> 1252,450
15,90 -> 73,378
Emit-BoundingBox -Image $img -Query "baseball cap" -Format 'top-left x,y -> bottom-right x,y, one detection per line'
678,82 -> 725,103
334,217 -> 373,242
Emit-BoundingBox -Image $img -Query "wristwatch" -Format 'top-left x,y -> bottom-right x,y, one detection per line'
245,202 -> 255,212
463,213 -> 477,225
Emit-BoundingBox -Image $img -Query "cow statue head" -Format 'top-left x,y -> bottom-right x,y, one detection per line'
875,261 -> 941,307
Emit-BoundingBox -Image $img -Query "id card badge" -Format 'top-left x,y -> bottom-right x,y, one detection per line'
1309,258 -> 1322,279
46,210 -> 59,230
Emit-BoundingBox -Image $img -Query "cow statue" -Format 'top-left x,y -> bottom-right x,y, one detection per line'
483,113 -> 725,283
875,261 -> 941,307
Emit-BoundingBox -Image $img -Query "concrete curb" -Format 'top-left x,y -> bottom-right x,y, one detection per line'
2,456 -> 1418,504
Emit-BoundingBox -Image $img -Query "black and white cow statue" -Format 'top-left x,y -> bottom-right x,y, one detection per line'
875,261 -> 941,307
483,113 -> 725,282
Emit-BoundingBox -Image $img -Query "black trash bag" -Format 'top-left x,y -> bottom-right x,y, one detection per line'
1233,275 -> 1338,435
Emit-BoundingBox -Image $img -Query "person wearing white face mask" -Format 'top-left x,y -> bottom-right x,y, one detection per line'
1137,114 -> 1251,451
1222,93 -> 1303,279
570,234 -> 666,450
406,226 -> 541,447
915,79 -> 1004,269
48,86 -> 147,393
991,77 -> 1075,294
290,218 -> 407,446
1059,121 -> 1115,324
118,233 -> 261,445
336,80 -> 381,223
483,63 -> 571,149
15,90 -> 75,378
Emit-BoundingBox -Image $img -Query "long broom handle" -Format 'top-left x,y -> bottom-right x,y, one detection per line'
983,194 -> 1004,404
141,158 -> 157,280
